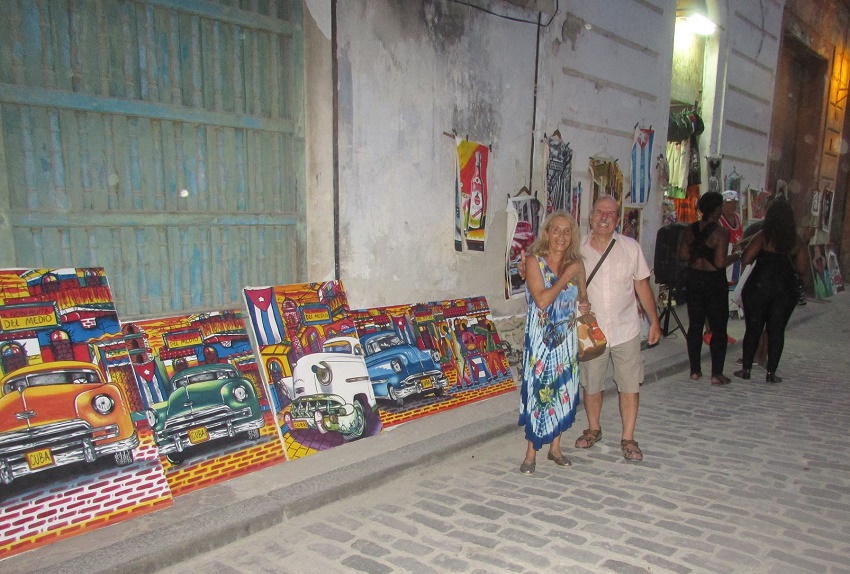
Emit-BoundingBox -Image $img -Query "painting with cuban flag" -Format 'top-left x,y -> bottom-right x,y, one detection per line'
630,126 -> 654,204
243,281 -> 381,461
121,309 -> 285,495
244,287 -> 284,346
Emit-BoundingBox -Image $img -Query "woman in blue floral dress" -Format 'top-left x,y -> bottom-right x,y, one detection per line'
518,210 -> 589,474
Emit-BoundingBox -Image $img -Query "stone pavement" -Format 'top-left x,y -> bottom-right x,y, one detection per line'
4,297 -> 847,574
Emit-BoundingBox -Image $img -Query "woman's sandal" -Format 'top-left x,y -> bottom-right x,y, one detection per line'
575,428 -> 601,449
711,374 -> 731,385
621,439 -> 643,461
547,451 -> 571,466
690,372 -> 702,381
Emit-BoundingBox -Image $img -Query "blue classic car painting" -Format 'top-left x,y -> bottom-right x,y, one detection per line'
359,331 -> 449,406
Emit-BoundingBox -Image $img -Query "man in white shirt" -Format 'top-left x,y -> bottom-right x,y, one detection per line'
575,195 -> 661,461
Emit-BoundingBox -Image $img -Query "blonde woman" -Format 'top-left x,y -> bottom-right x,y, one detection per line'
518,210 -> 589,474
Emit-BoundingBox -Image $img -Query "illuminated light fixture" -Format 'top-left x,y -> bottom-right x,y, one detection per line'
677,0 -> 716,35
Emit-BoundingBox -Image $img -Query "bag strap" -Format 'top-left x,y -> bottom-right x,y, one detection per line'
586,239 -> 616,287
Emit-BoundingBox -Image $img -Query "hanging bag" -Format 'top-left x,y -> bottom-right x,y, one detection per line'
577,240 -> 615,361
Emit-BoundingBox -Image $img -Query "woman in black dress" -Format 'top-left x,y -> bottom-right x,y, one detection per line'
734,201 -> 807,383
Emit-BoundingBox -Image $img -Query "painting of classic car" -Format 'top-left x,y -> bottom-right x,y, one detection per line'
359,331 -> 449,406
145,363 -> 264,465
0,361 -> 139,486
282,336 -> 377,441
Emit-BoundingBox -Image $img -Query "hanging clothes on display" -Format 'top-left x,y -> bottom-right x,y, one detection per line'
629,126 -> 654,204
505,189 -> 542,299
706,156 -> 722,194
545,131 -> 572,214
665,141 -> 689,199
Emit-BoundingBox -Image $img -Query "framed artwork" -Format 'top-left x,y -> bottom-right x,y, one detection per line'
589,156 -> 623,210
809,244 -> 842,299
825,243 -> 844,294
748,188 -> 771,221
821,188 -> 834,233
811,189 -> 821,217
621,205 -> 643,243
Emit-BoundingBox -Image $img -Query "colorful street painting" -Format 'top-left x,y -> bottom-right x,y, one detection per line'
0,268 -> 172,561
810,244 -> 845,299
243,281 -> 382,461
121,310 -> 286,496
350,296 -> 516,429
455,137 -> 490,252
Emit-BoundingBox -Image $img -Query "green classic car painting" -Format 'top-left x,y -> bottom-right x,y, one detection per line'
145,364 -> 264,465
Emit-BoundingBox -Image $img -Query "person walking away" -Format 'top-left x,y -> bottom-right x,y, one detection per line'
734,201 -> 807,383
703,190 -> 745,343
518,210 -> 589,474
678,191 -> 741,385
574,195 -> 661,462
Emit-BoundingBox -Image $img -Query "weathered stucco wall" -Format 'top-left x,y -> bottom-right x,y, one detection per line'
333,1 -> 538,320
300,0 -> 813,349
533,0 -> 677,259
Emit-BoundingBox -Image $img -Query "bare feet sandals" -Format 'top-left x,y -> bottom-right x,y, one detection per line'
575,428 -> 602,449
621,439 -> 643,461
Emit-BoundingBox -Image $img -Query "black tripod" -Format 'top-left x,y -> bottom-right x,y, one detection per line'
658,284 -> 685,336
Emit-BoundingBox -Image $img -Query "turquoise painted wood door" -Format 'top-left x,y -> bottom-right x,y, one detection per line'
0,0 -> 305,317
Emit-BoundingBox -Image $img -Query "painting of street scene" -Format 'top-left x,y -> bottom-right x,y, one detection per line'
244,281 -> 382,461
121,310 -> 285,496
350,296 -> 515,428
0,268 -> 172,560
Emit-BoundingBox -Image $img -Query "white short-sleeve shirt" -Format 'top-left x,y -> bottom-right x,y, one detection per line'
581,232 -> 651,347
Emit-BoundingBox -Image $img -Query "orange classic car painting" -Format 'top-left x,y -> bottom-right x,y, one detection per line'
0,361 -> 139,486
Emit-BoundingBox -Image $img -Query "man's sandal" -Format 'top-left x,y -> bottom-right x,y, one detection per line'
621,439 -> 643,462
575,428 -> 601,449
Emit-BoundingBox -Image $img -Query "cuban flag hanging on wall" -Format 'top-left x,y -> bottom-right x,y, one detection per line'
243,287 -> 284,345
630,127 -> 654,204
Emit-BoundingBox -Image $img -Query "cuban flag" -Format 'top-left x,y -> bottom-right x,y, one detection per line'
243,287 -> 284,346
630,127 -> 654,204
132,360 -> 166,407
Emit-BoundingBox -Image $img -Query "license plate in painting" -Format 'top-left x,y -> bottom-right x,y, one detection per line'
188,426 -> 209,444
26,447 -> 54,470
291,420 -> 309,430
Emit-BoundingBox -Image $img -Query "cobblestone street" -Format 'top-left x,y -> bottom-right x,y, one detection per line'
156,300 -> 850,574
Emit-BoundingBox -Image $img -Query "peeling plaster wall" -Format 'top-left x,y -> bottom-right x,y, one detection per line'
304,0 -> 336,283
703,0 -> 784,199
533,1 -> 677,262
333,1 -> 537,318
301,0 -> 794,345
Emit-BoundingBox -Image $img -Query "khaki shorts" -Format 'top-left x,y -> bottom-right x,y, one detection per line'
579,334 -> 643,394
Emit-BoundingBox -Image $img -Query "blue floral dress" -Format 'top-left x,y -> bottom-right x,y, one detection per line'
518,256 -> 581,451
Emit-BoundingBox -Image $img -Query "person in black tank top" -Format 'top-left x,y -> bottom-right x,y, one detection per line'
678,192 -> 742,385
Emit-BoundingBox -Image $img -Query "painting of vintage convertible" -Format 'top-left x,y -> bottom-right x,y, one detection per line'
359,331 -> 449,406
0,360 -> 139,485
145,363 -> 265,465
282,336 -> 377,441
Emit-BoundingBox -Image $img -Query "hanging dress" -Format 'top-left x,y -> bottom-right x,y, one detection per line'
518,256 -> 581,451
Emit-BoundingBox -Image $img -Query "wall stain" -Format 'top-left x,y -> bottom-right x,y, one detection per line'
561,11 -> 584,51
